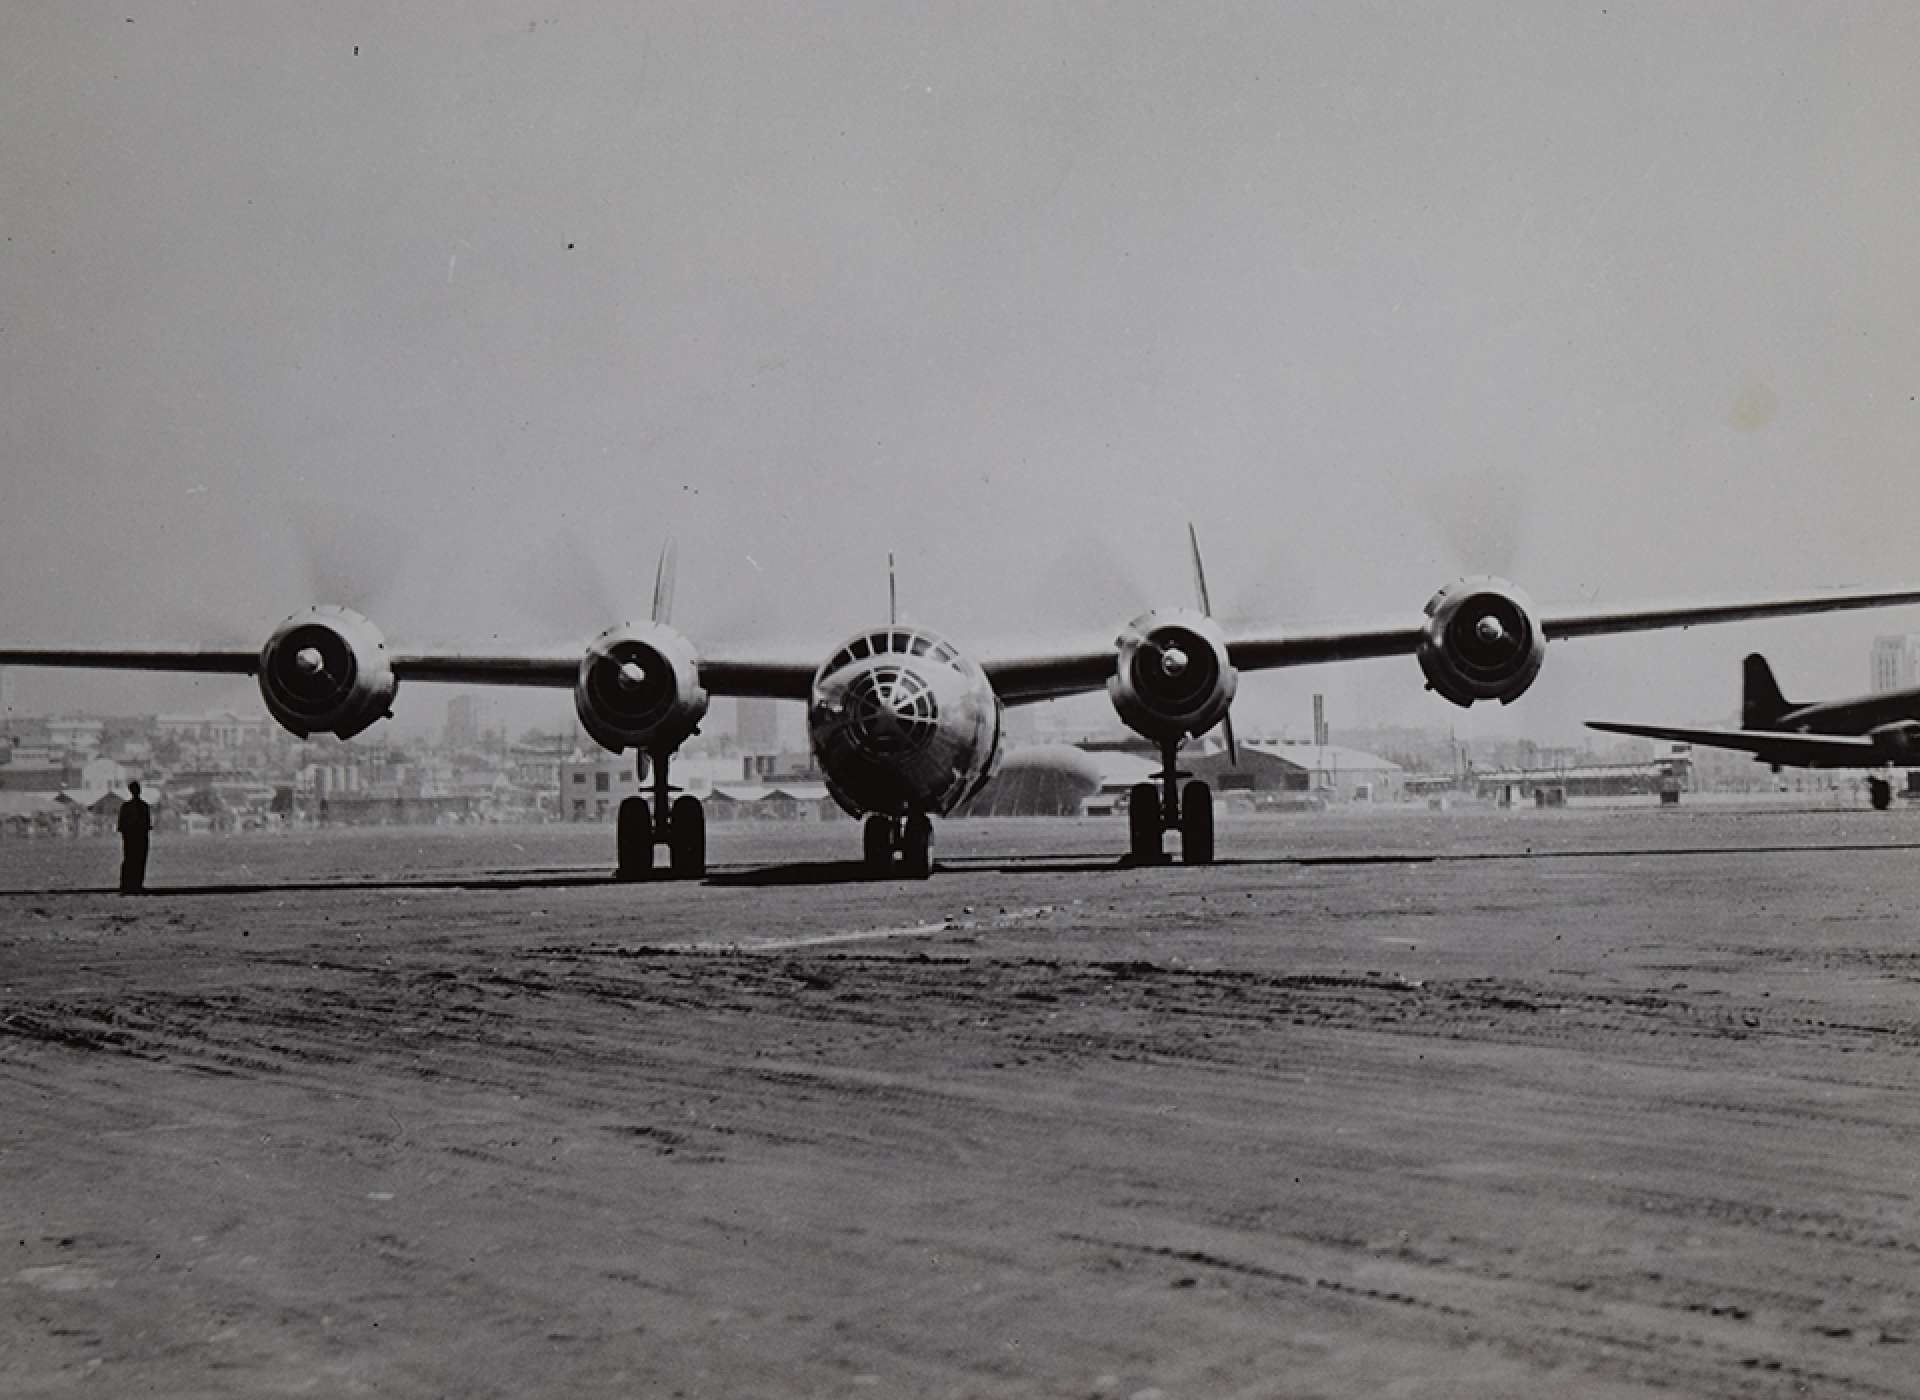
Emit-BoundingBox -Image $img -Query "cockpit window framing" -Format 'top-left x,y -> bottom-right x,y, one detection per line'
821,629 -> 968,680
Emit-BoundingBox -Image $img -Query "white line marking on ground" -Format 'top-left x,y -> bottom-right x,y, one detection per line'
671,903 -> 1063,954
735,920 -> 953,952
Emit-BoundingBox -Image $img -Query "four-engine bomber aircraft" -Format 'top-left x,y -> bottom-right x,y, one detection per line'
1589,653 -> 1920,810
9,535 -> 1920,878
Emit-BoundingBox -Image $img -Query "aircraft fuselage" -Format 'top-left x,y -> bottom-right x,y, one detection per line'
1776,689 -> 1920,736
807,626 -> 1002,819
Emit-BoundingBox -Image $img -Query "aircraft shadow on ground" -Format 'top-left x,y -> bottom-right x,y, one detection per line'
0,873 -> 621,899
703,860 -> 886,888
8,839 -> 1920,899
708,839 -> 1920,885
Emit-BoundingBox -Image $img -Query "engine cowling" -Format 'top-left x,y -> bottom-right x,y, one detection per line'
1869,721 -> 1920,762
574,621 -> 709,754
1108,609 -> 1238,742
1417,577 -> 1547,707
257,606 -> 397,741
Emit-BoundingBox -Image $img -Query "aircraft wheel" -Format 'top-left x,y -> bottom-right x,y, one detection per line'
1127,782 -> 1162,865
863,814 -> 894,875
616,796 -> 653,881
900,814 -> 933,880
1871,776 -> 1894,811
669,795 -> 706,878
1180,781 -> 1215,866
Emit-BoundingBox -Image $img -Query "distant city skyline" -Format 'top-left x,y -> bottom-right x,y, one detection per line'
1870,635 -> 1920,696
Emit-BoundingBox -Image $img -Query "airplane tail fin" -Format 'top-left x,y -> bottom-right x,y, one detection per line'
1742,653 -> 1793,730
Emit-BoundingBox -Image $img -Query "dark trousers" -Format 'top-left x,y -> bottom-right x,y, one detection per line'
119,835 -> 148,893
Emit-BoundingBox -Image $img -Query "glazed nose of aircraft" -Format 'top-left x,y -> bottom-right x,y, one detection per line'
845,667 -> 938,756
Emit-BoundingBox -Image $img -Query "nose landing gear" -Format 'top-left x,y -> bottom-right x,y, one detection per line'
615,748 -> 706,880
863,812 -> 934,879
1126,739 -> 1215,866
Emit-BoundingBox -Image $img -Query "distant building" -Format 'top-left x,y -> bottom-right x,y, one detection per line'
706,783 -> 841,822
737,697 -> 781,754
1475,759 -> 1687,803
1188,740 -> 1406,804
46,716 -> 105,755
79,755 -> 129,794
745,749 -> 822,784
958,745 -> 1103,816
959,739 -> 1406,817
1871,636 -> 1920,694
0,755 -> 75,793
559,750 -> 747,821
154,711 -> 270,749
444,693 -> 491,749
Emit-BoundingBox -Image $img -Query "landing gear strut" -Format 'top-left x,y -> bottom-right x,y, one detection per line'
616,747 -> 706,880
1127,739 -> 1214,866
863,812 -> 934,880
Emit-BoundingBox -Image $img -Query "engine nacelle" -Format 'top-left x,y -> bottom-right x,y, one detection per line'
1417,577 -> 1547,708
1108,609 -> 1238,742
574,621 -> 708,754
257,606 -> 397,741
1870,721 -> 1920,762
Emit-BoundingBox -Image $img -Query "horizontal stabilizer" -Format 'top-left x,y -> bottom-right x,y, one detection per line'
1586,719 -> 1878,769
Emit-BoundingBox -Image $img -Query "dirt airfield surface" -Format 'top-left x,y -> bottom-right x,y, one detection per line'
7,805 -> 1920,1399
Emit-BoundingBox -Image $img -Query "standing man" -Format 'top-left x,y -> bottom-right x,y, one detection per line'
117,781 -> 151,894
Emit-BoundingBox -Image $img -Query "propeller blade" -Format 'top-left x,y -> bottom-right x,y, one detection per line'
1188,522 -> 1214,616
1223,710 -> 1239,767
651,537 -> 678,626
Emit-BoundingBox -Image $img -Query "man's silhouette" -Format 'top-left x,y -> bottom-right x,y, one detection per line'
117,781 -> 151,894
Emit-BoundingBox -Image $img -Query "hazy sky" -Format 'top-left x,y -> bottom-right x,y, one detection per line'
6,3 -> 1920,745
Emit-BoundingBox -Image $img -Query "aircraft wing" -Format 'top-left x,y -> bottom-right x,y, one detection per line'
0,643 -> 821,697
10,581 -> 1920,708
983,621 -> 1429,705
1585,719 -> 1880,768
393,649 -> 818,697
0,646 -> 263,676
0,645 -> 583,686
1537,585 -> 1920,639
984,583 -> 1920,706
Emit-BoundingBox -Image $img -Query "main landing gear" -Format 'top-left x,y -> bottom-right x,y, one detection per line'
864,812 -> 934,880
1127,739 -> 1214,866
616,748 -> 706,880
1870,775 -> 1895,811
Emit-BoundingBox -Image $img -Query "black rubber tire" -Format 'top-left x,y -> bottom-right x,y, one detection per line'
863,814 -> 893,875
616,796 -> 652,880
669,795 -> 706,878
1180,781 -> 1215,866
900,815 -> 933,880
1128,782 -> 1161,865
1871,776 -> 1894,811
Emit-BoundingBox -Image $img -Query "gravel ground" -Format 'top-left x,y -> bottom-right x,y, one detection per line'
6,806 -> 1920,1398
